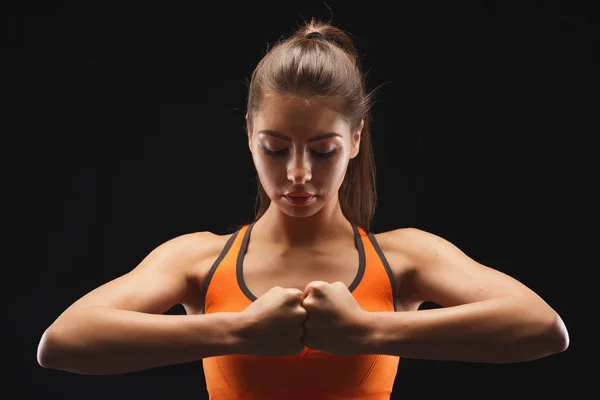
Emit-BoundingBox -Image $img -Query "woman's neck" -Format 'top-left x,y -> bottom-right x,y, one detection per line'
252,198 -> 353,248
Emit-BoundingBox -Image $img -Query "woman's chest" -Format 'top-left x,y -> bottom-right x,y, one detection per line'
241,238 -> 419,311
242,245 -> 360,298
186,232 -> 420,314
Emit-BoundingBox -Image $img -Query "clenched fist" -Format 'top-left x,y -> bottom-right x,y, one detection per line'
301,281 -> 372,356
237,286 -> 307,357
237,281 -> 373,357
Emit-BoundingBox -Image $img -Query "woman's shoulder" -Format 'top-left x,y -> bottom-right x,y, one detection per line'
373,226 -> 450,261
373,226 -> 420,247
153,230 -> 237,274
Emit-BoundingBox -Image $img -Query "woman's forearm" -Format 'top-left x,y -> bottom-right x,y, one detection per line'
37,306 -> 243,375
367,296 -> 569,363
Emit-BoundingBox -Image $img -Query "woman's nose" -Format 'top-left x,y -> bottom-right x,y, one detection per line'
287,155 -> 312,184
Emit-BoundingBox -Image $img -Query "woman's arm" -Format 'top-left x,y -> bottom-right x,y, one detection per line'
366,228 -> 569,363
37,232 -> 244,375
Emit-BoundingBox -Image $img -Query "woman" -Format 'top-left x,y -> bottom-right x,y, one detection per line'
37,18 -> 569,400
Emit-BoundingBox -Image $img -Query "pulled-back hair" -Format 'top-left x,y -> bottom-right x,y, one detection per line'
246,18 -> 377,232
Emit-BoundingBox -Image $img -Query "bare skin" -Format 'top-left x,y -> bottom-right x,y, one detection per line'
182,226 -> 421,317
37,93 -> 568,375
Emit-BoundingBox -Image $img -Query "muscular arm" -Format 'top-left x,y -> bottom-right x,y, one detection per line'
367,228 -> 569,363
37,232 -> 243,375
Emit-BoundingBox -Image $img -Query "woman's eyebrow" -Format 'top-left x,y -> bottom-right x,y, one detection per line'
258,130 -> 342,142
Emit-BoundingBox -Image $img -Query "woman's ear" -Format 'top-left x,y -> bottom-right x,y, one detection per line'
245,113 -> 253,153
350,119 -> 364,159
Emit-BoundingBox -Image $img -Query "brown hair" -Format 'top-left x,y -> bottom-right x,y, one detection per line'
245,18 -> 378,232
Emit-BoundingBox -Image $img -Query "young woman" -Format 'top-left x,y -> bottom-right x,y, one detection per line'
37,18 -> 569,400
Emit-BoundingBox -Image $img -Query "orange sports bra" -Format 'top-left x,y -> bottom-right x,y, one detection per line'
201,222 -> 400,399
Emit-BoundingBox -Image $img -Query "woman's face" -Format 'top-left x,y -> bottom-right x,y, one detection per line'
248,92 -> 362,217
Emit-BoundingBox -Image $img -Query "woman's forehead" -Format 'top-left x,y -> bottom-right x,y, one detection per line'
255,94 -> 349,129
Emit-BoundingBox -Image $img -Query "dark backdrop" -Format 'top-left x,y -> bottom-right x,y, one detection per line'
4,1 -> 594,399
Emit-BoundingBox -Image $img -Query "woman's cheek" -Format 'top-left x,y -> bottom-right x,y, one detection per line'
255,160 -> 280,192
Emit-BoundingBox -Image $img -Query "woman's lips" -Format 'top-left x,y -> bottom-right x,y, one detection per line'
283,195 -> 316,206
285,192 -> 315,197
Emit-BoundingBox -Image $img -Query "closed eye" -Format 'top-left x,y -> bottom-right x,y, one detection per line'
262,148 -> 339,159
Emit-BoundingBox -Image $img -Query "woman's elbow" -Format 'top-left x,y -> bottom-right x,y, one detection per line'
37,328 -> 58,369
37,324 -> 74,371
536,309 -> 569,357
548,312 -> 569,353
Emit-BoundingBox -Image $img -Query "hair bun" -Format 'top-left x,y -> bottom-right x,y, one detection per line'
304,31 -> 327,40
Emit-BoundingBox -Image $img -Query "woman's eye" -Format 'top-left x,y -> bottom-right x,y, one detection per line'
262,148 -> 288,157
311,149 -> 339,159
261,147 -> 339,159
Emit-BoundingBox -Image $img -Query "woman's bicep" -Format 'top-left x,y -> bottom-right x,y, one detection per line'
60,232 -> 211,316
398,228 -> 547,308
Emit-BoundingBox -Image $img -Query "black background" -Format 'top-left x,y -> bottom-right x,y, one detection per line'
4,1 -> 594,398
